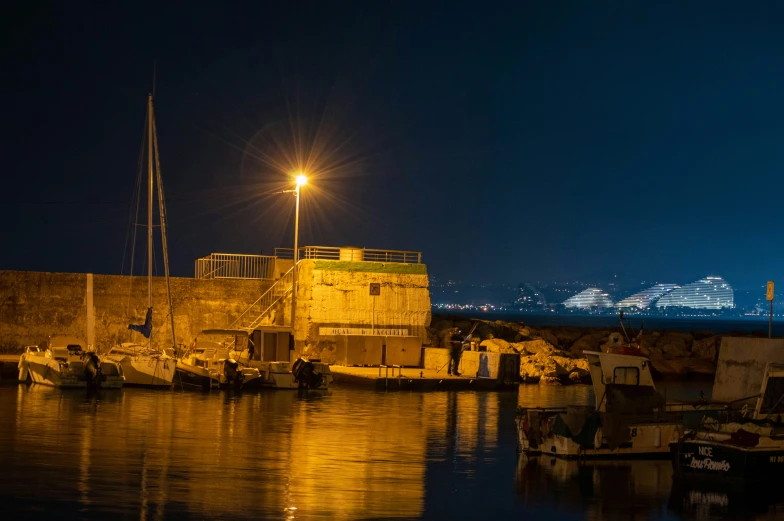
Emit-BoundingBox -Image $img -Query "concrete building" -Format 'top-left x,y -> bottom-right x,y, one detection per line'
562,288 -> 615,309
655,276 -> 734,310
616,284 -> 679,309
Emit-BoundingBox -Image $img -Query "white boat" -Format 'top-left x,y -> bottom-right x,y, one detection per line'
516,348 -> 682,459
103,343 -> 176,388
108,93 -> 179,387
18,335 -> 124,389
175,330 -> 263,391
671,362 -> 784,484
232,350 -> 333,390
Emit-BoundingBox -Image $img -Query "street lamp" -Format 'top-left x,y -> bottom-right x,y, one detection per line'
290,174 -> 307,339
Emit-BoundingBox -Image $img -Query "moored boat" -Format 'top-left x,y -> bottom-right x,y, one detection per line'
18,335 -> 124,389
232,353 -> 333,390
110,92 -> 180,388
103,343 -> 176,388
516,348 -> 682,459
670,361 -> 784,482
175,330 -> 262,391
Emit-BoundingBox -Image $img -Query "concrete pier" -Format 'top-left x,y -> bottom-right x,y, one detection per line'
330,347 -> 521,391
330,366 -> 518,391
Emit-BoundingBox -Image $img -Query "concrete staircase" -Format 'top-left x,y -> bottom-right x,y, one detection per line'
229,265 -> 295,332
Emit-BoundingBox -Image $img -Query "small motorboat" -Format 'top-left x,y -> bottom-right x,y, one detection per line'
175,330 -> 262,391
231,340 -> 332,390
18,335 -> 124,389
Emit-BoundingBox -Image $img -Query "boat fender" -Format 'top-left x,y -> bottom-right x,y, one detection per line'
594,428 -> 602,449
654,426 -> 661,448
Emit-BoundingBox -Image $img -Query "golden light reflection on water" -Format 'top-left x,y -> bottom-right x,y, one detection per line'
2,387 -> 503,520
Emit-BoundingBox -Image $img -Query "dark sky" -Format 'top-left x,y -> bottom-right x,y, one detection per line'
2,1 -> 783,291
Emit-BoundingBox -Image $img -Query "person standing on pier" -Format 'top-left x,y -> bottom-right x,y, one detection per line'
448,328 -> 463,376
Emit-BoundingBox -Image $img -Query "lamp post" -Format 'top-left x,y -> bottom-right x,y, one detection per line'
290,174 -> 307,338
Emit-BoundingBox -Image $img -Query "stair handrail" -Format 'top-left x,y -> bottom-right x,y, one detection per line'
228,264 -> 296,330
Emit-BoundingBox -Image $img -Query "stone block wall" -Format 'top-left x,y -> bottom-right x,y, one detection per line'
0,270 -> 269,353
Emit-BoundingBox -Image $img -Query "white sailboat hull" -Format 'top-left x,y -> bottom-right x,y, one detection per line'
107,355 -> 175,387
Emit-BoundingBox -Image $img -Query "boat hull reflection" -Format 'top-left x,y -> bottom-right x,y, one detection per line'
516,454 -> 672,517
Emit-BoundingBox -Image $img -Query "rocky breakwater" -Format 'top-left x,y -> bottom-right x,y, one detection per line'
427,316 -> 747,384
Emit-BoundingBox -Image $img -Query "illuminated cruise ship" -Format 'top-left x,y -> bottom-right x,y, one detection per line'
655,276 -> 734,310
562,288 -> 615,309
616,284 -> 679,309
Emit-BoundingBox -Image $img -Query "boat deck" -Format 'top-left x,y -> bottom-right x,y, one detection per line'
329,365 -> 517,391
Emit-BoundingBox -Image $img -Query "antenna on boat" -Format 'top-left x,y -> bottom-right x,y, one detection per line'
619,311 -> 631,343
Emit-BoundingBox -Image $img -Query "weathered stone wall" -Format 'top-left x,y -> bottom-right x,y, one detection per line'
294,259 -> 431,360
0,260 -> 431,361
713,337 -> 784,404
0,270 -> 270,353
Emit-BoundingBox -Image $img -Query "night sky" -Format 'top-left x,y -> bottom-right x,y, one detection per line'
3,1 -> 783,291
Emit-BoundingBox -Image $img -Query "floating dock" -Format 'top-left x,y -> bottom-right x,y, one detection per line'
329,365 -> 518,391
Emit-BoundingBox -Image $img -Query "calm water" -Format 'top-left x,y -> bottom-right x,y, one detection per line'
0,383 -> 781,520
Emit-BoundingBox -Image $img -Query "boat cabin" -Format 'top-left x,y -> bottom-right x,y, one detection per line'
48,335 -> 87,362
585,351 -> 660,413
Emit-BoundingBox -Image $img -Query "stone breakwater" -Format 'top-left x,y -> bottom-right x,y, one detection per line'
427,315 -> 760,384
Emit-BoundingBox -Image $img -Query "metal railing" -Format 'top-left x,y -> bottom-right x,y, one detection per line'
195,253 -> 276,280
228,264 -> 296,331
274,246 -> 422,264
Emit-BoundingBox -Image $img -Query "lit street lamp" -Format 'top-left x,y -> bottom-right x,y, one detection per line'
290,174 -> 307,337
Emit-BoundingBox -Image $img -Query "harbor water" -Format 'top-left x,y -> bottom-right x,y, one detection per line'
0,383 -> 781,520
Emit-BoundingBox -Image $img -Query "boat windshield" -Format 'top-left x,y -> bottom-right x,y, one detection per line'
760,376 -> 784,416
51,348 -> 71,361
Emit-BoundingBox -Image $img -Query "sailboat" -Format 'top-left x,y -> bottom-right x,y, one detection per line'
104,94 -> 177,388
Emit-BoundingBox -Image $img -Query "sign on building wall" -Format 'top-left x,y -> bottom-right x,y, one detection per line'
369,283 -> 380,295
318,327 -> 409,336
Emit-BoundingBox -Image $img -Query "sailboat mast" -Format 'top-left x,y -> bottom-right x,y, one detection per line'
147,94 -> 154,341
151,111 -> 177,350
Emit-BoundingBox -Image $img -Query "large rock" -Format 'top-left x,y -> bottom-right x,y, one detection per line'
552,327 -> 585,348
515,339 -> 554,355
656,332 -> 694,360
570,334 -> 601,355
639,333 -> 661,357
474,320 -> 531,342
649,355 -> 716,380
692,330 -> 714,341
540,329 -> 560,347
480,338 -> 512,353
692,335 -> 720,360
519,346 -> 591,384
648,356 -> 690,380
